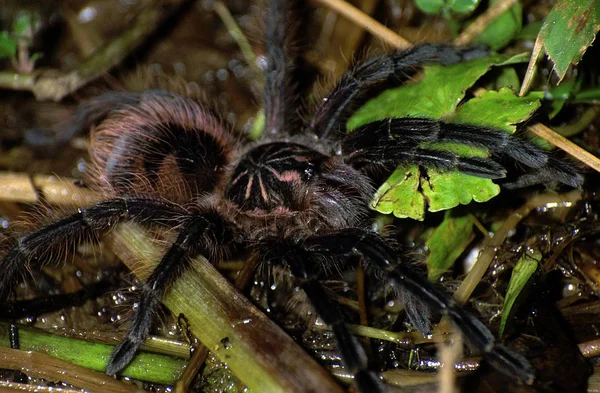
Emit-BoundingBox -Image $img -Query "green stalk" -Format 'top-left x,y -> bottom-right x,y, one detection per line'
0,322 -> 186,385
108,222 -> 344,393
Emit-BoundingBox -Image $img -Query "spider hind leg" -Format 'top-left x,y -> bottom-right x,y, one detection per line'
260,240 -> 387,393
277,229 -> 536,388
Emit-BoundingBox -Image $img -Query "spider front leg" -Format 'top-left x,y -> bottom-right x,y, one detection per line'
299,228 -> 535,385
0,196 -> 184,301
341,118 -> 584,188
107,210 -> 232,375
311,44 -> 488,139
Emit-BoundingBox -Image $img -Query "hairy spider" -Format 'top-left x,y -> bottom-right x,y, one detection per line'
0,0 -> 584,392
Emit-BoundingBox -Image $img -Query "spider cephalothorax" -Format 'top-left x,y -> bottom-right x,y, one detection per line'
0,0 -> 584,392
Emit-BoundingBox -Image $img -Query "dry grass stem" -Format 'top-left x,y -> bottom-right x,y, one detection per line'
312,0 -> 411,49
528,123 -> 600,173
0,347 -> 145,393
0,172 -> 100,206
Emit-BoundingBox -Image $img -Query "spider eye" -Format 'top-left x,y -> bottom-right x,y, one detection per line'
303,166 -> 314,180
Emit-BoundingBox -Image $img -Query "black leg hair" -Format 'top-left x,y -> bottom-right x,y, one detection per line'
298,229 -> 535,385
0,196 -> 185,301
106,211 -> 231,375
263,0 -> 301,136
311,44 -> 488,140
503,155 -> 584,189
341,118 -> 584,187
261,242 -> 387,393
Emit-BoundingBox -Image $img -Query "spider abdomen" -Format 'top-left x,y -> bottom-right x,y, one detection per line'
90,93 -> 234,203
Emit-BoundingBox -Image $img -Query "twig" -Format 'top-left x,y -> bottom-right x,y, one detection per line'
454,190 -> 582,304
528,123 -> 600,173
454,0 -> 519,46
0,172 -> 100,206
311,0 -> 411,49
0,0 -> 184,101
213,2 -> 260,73
0,347 -> 146,393
579,338 -> 600,358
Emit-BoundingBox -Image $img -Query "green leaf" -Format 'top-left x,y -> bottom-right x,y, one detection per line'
415,0 -> 480,15
474,0 -> 523,50
574,87 -> 600,101
539,0 -> 600,82
426,213 -> 474,280
449,0 -> 480,15
415,0 -> 445,14
13,10 -> 41,40
422,169 -> 500,212
499,250 -> 540,337
495,67 -> 520,92
348,52 -> 529,129
0,31 -> 17,59
516,21 -> 543,40
449,88 -> 544,133
370,165 -> 425,220
350,53 -> 537,220
544,79 -> 582,119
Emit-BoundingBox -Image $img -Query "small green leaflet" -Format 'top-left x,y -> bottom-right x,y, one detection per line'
499,249 -> 540,337
473,0 -> 522,50
539,0 -> 600,82
0,31 -> 17,60
350,53 -> 541,221
426,213 -> 475,281
415,0 -> 480,15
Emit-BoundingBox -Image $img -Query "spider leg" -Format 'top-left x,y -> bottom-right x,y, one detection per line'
311,44 -> 488,139
25,91 -> 143,147
260,241 -> 387,393
300,229 -> 535,385
263,0 -> 302,135
107,211 -> 230,375
341,118 -> 584,187
0,196 -> 184,302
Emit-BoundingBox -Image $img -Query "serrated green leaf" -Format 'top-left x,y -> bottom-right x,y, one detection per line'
474,0 -> 522,50
348,52 -> 529,129
449,88 -> 544,133
370,165 -> 425,220
351,53 -> 537,219
499,250 -> 540,337
422,169 -> 500,212
539,0 -> 600,82
426,213 -> 474,281
0,31 -> 17,59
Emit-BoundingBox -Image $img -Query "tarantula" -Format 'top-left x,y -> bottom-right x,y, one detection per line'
0,0 -> 584,392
